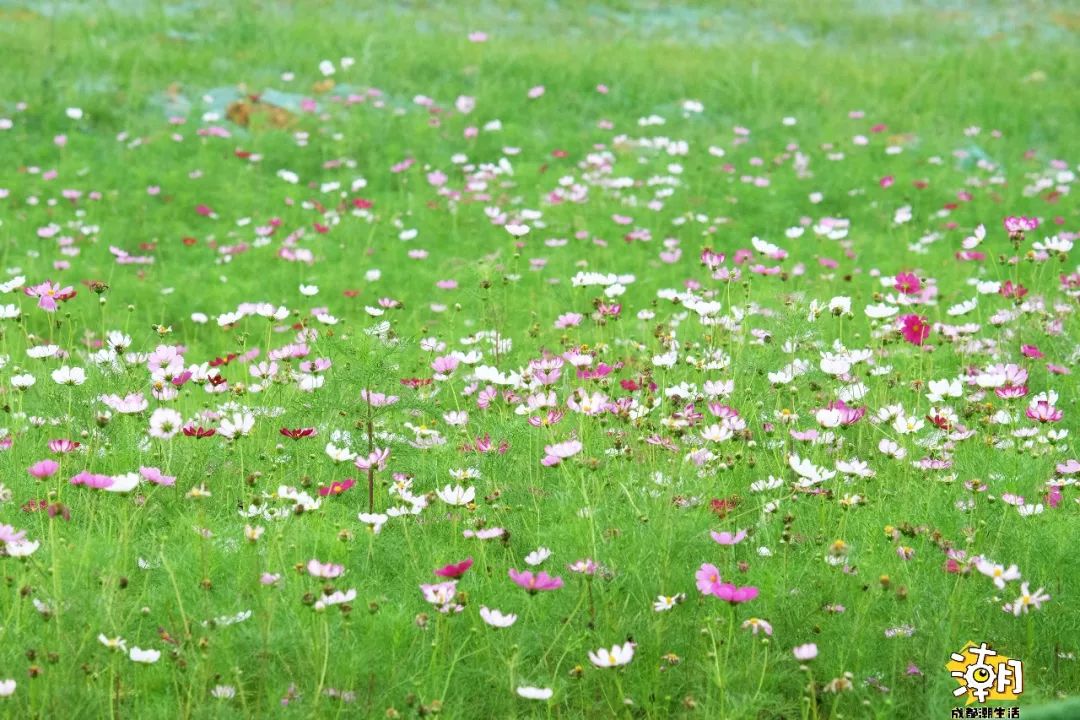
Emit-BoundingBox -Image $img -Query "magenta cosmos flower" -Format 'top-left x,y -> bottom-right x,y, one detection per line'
1003,215 -> 1038,235
894,272 -> 921,295
899,314 -> 930,345
710,583 -> 760,604
434,557 -> 473,579
508,568 -> 564,594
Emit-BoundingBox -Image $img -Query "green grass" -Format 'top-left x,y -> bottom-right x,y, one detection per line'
0,0 -> 1077,717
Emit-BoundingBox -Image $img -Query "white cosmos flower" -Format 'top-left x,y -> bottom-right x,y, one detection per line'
588,641 -> 636,668
103,473 -> 139,493
219,411 -> 255,439
479,606 -> 518,627
11,373 -> 35,389
0,679 -> 14,697
357,512 -> 388,533
51,366 -> 86,386
1033,236 -> 1071,253
524,547 -> 552,566
836,458 -> 875,478
325,442 -> 356,462
828,296 -> 852,315
926,379 -> 963,403
700,424 -> 734,442
98,634 -> 127,652
788,454 -> 836,484
891,414 -> 924,434
864,303 -> 899,319
819,354 -> 851,375
878,438 -> 907,459
4,539 -> 40,557
516,686 -> 553,700
947,297 -> 978,316
815,408 -> 842,428
149,408 -> 183,440
436,484 -> 475,506
962,224 -> 986,249
129,647 -> 161,664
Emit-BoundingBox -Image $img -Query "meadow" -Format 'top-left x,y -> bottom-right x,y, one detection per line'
0,0 -> 1078,717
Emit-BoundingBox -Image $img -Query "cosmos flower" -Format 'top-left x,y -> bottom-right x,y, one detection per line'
508,569 -> 564,594
51,366 -> 87,386
975,560 -> 1021,589
653,594 -> 686,612
741,617 -> 774,635
587,642 -> 635,668
899,314 -> 930,345
1005,583 -> 1050,616
515,686 -> 552,700
98,634 -> 127,652
710,529 -> 748,545
219,411 -> 255,439
793,643 -> 818,661
695,563 -> 721,594
28,460 -> 59,479
479,607 -> 518,627
709,583 -> 759,604
435,484 -> 475,506
434,558 -> 473,579
306,559 -> 344,579
318,478 -> 356,496
129,647 -> 161,664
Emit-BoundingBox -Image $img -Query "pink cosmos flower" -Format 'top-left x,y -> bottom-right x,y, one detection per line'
1056,459 -> 1080,475
1026,399 -> 1063,423
28,459 -> 60,479
710,529 -> 748,546
360,389 -> 399,407
899,314 -> 930,345
354,448 -> 390,471
793,643 -> 819,661
0,524 -> 28,544
710,583 -> 759,604
567,559 -> 598,575
70,471 -> 114,489
508,568 -> 564,594
434,558 -> 473,579
139,467 -> 176,486
48,439 -> 80,453
306,559 -> 344,579
695,563 -> 721,594
1003,215 -> 1038,235
24,281 -> 75,312
541,439 -> 582,467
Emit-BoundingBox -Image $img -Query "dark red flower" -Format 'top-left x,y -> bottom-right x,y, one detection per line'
182,424 -> 216,439
280,427 -> 316,440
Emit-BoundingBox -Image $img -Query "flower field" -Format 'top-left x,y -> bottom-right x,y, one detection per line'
0,1 -> 1077,717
